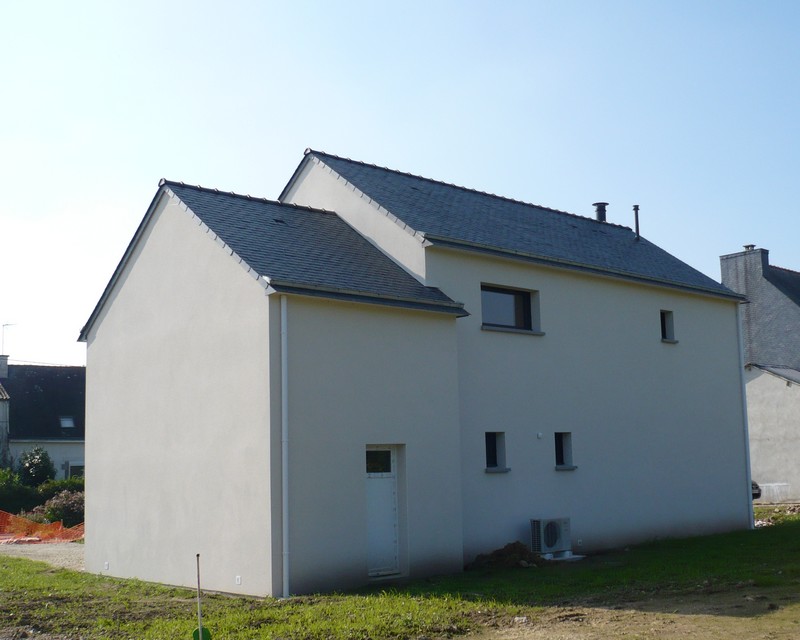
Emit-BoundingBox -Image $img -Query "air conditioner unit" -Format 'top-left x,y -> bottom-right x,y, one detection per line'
531,518 -> 572,556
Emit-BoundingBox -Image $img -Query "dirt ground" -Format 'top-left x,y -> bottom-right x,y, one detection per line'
470,590 -> 800,640
1,543 -> 798,639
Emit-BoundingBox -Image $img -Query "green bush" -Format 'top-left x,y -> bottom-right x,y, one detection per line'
38,476 -> 84,502
0,485 -> 40,514
0,467 -> 21,489
17,447 -> 56,487
42,490 -> 84,527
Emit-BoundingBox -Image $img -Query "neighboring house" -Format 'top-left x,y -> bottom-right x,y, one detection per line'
0,355 -> 85,479
80,150 -> 752,597
0,357 -> 9,467
721,246 -> 800,502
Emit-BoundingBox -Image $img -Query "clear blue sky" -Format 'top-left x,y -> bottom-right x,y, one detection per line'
2,1 -> 798,365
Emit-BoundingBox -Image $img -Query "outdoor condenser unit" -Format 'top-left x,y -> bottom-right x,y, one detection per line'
531,517 -> 572,556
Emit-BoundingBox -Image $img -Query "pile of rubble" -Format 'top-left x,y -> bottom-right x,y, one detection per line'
465,541 -> 540,570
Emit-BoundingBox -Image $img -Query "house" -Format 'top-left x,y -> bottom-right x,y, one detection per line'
0,359 -> 9,467
0,355 -> 85,479
721,245 -> 800,502
80,150 -> 752,597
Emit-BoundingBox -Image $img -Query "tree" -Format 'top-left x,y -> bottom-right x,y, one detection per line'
17,446 -> 56,486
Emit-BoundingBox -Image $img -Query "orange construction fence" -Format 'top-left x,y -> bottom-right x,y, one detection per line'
0,510 -> 84,543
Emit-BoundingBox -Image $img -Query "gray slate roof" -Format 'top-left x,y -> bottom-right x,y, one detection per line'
3,365 -> 85,440
162,182 -> 463,315
290,151 -> 736,298
752,365 -> 800,386
721,248 -> 800,369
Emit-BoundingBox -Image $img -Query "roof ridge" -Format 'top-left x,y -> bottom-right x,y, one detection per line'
771,264 -> 800,277
160,179 -> 338,216
304,149 -> 632,232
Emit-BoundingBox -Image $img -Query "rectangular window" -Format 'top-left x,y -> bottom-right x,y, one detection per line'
68,463 -> 84,478
366,450 -> 392,474
59,416 -> 75,428
555,432 -> 574,469
660,310 -> 676,342
481,285 -> 540,332
485,432 -> 507,471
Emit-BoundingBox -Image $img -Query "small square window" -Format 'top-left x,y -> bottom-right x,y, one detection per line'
366,450 -> 392,474
660,310 -> 677,342
68,464 -> 84,478
555,432 -> 574,468
59,416 -> 75,429
485,432 -> 508,471
481,285 -> 540,332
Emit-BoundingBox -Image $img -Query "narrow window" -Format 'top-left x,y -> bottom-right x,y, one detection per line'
481,285 -> 540,331
485,432 -> 507,470
555,432 -> 574,468
660,310 -> 676,342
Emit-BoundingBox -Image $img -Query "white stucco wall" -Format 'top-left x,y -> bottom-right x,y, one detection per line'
745,367 -> 800,502
83,195 -> 274,596
282,158 -> 428,280
9,440 -> 84,480
274,295 -> 462,594
426,247 -> 751,561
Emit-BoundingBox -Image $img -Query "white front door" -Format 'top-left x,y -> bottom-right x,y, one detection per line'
366,447 -> 399,577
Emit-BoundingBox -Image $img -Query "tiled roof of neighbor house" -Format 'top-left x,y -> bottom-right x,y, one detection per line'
3,366 -> 85,440
766,265 -> 800,306
163,182 -> 464,316
291,150 -> 737,298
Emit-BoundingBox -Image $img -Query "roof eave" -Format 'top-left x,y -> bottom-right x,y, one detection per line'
78,185 -> 172,343
424,234 -> 744,302
263,277 -> 467,317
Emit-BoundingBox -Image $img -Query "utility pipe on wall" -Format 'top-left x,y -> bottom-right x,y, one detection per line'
736,302 -> 754,530
280,295 -> 290,597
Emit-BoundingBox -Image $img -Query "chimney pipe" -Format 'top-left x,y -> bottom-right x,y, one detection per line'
592,202 -> 608,222
0,355 -> 7,379
633,205 -> 640,240
744,244 -> 755,252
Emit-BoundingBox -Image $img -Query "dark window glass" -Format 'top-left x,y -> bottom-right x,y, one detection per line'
485,433 -> 498,468
555,433 -> 565,466
481,286 -> 531,329
366,450 -> 392,473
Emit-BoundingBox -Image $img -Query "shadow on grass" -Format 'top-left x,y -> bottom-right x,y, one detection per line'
364,519 -> 800,619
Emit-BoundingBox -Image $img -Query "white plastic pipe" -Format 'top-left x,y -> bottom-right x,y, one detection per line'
736,302 -> 755,529
281,295 -> 290,597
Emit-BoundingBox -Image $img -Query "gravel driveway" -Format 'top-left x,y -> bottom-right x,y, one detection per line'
0,542 -> 84,571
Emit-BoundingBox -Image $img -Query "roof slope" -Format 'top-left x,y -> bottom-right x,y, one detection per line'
163,182 -> 463,315
3,366 -> 85,440
766,265 -> 800,307
292,151 -> 735,298
753,365 -> 800,385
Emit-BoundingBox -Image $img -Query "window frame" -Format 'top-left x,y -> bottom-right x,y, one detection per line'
554,432 -> 577,470
660,309 -> 678,343
484,431 -> 510,473
480,284 -> 543,335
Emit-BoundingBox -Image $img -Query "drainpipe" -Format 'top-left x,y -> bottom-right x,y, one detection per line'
736,302 -> 754,529
280,295 -> 290,597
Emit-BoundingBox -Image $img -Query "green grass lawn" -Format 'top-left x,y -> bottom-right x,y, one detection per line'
1,510 -> 798,639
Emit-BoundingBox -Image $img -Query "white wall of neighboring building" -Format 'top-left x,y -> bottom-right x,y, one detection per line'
425,247 -> 751,561
274,295 -> 462,594
9,440 -> 84,479
83,195 -> 275,596
746,367 -> 800,502
282,158 -> 428,280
